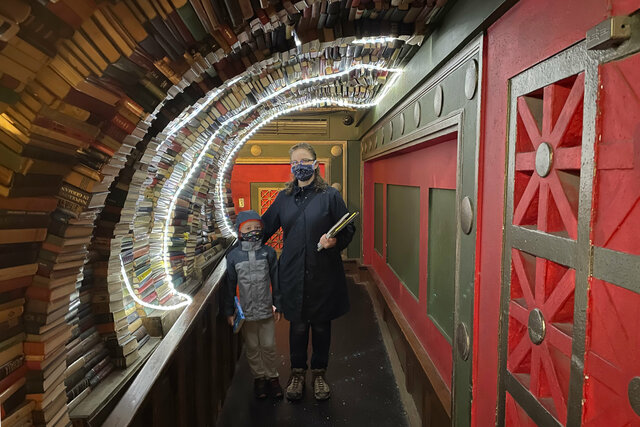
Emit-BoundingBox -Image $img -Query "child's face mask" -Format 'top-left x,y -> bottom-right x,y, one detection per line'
241,229 -> 263,242
291,162 -> 315,181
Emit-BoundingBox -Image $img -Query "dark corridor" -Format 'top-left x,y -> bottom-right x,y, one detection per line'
217,277 -> 410,427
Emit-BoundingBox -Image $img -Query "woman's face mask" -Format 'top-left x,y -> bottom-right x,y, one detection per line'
291,161 -> 316,181
241,229 -> 263,242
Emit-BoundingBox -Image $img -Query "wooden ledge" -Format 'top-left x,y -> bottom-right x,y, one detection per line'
69,337 -> 160,426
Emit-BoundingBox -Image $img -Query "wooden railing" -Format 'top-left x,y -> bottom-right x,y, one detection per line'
102,257 -> 240,427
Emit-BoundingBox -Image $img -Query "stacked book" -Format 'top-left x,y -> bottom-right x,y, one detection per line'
0,225 -> 40,427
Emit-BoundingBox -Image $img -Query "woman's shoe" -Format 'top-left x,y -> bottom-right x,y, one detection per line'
311,369 -> 331,400
285,368 -> 306,400
254,377 -> 268,399
269,377 -> 283,398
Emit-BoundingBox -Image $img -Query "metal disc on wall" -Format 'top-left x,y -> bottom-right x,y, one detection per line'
460,196 -> 474,234
535,142 -> 553,177
331,145 -> 343,157
434,84 -> 444,117
629,377 -> 640,416
250,145 -> 262,156
528,308 -> 546,345
465,59 -> 478,100
399,112 -> 406,136
414,101 -> 421,127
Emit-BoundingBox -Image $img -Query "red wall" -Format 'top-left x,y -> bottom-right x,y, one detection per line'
474,1 -> 640,425
230,163 -> 325,213
363,136 -> 457,388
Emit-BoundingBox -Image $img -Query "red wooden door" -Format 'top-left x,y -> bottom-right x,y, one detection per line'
582,50 -> 640,427
498,37 -> 640,427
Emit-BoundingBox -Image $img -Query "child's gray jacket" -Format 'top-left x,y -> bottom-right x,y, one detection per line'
224,240 -> 280,321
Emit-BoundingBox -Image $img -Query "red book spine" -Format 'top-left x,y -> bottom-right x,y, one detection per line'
47,1 -> 83,29
110,113 -> 136,134
32,116 -> 94,145
102,122 -> 128,143
219,24 -> 238,46
142,291 -> 157,303
0,364 -> 27,394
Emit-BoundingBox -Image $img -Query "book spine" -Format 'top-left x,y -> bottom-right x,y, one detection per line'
0,355 -> 25,381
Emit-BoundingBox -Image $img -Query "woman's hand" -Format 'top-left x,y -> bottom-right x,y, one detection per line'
319,233 -> 337,249
227,316 -> 234,326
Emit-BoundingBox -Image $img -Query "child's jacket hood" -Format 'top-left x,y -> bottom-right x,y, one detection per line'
235,210 -> 262,233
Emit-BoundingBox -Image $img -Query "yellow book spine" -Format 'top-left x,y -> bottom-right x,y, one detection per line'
35,66 -> 71,100
64,38 -> 104,76
92,9 -> 134,58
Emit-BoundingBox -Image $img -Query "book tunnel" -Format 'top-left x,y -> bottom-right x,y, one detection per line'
1,0 -> 640,426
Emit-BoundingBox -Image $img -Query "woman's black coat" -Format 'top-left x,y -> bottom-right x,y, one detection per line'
261,183 -> 355,322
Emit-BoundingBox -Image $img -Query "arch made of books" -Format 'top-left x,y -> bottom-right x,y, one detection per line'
123,38 -> 411,311
0,6 -> 446,409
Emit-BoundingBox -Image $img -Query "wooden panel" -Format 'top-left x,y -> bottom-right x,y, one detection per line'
427,188 -> 457,342
374,183 -> 384,255
387,184 -> 421,298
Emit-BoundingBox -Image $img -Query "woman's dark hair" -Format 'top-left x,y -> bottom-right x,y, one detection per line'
284,142 -> 329,195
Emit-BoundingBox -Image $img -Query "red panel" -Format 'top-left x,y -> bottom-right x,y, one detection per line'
582,279 -> 640,426
230,163 -> 326,213
475,1 -> 633,425
513,74 -> 583,240
582,53 -> 640,426
507,250 -> 574,424
592,55 -> 640,256
363,136 -> 457,388
505,393 -> 537,427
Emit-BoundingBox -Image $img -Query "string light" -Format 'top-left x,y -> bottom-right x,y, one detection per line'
138,60 -> 402,311
351,36 -> 401,44
120,254 -> 192,311
215,70 -> 402,237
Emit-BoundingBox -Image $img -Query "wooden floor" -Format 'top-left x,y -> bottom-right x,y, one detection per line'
217,277 -> 410,427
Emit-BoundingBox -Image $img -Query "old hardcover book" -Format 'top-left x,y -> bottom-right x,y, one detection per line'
0,354 -> 24,382
31,386 -> 67,424
24,327 -> 72,358
0,263 -> 38,282
25,293 -> 70,316
1,397 -> 34,427
26,283 -> 77,303
0,340 -> 23,368
0,379 -> 25,415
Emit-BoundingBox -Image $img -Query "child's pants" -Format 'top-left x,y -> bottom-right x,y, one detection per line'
241,317 -> 279,379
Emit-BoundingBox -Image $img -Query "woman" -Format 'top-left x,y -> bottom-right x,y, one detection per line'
261,142 -> 355,401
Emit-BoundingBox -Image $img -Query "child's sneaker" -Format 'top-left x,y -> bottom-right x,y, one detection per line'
268,377 -> 283,398
285,368 -> 306,401
254,377 -> 268,399
312,369 -> 330,400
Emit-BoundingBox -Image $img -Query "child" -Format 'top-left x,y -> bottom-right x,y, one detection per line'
224,210 -> 283,399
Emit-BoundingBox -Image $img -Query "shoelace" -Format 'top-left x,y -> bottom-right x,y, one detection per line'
291,374 -> 303,389
314,376 -> 327,392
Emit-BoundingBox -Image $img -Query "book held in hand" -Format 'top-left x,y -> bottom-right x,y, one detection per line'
232,296 -> 244,334
317,211 -> 359,252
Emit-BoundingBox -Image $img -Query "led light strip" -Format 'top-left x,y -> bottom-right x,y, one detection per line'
139,62 -> 402,311
215,71 -> 402,237
161,64 -> 401,293
120,254 -> 192,311
351,36 -> 400,44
